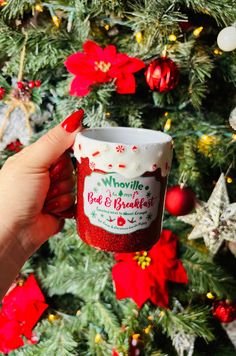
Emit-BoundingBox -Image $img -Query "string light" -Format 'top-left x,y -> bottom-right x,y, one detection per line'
35,3 -> 43,12
144,325 -> 152,334
164,118 -> 172,131
159,311 -> 165,318
105,112 -> 111,118
76,309 -> 81,316
135,31 -> 143,43
213,48 -> 223,56
193,26 -> 203,37
164,111 -> 169,117
168,34 -> 177,42
206,292 -> 215,300
226,176 -> 233,184
48,313 -> 60,322
232,133 -> 236,141
104,24 -> 110,31
95,333 -> 103,344
17,279 -> 24,286
147,315 -> 154,321
52,15 -> 60,28
198,134 -> 218,156
0,0 -> 7,6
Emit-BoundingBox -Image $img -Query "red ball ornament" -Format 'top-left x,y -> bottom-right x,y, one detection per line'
213,300 -> 236,323
34,80 -> 41,87
6,140 -> 23,152
28,80 -> 35,89
145,57 -> 179,92
17,81 -> 25,90
165,185 -> 196,216
0,87 -> 5,97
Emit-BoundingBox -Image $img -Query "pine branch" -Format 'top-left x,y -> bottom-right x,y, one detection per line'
11,319 -> 78,356
157,305 -> 214,341
176,0 -> 236,25
182,246 -> 236,298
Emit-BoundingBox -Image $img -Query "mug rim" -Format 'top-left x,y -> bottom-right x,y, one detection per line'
78,126 -> 172,146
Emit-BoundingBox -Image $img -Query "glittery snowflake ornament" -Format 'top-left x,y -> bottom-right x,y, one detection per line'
170,300 -> 196,356
171,329 -> 195,356
179,174 -> 236,255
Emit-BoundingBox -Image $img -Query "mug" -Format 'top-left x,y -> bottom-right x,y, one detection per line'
73,127 -> 173,252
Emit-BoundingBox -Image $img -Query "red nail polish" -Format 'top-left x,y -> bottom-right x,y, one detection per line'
47,185 -> 59,200
43,200 -> 59,213
50,161 -> 64,178
61,109 -> 84,133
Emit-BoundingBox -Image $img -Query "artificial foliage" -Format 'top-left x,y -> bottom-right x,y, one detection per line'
0,0 -> 236,355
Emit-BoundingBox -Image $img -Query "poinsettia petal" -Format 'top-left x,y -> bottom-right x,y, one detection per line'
113,54 -> 145,74
20,300 -> 48,339
64,52 -> 89,75
70,76 -> 93,97
114,252 -> 135,262
83,40 -> 103,60
103,45 -> 117,63
112,262 -> 154,308
149,280 -> 169,308
2,275 -> 48,340
116,74 -> 136,94
0,315 -> 24,354
166,261 -> 188,284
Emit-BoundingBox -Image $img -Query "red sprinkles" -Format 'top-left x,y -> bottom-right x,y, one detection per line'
108,164 -> 113,169
132,145 -> 138,151
92,151 -> 100,157
118,164 -> 126,168
78,144 -> 81,150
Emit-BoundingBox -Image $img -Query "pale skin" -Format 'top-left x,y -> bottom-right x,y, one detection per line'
0,121 -> 81,300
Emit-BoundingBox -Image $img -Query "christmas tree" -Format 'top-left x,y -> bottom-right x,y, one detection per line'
0,0 -> 236,355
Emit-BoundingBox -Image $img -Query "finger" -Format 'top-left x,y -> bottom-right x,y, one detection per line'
46,177 -> 75,200
28,109 -> 84,169
50,152 -> 75,179
50,164 -> 75,183
43,193 -> 75,214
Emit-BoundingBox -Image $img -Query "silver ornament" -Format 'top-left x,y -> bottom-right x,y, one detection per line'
179,174 -> 236,255
229,107 -> 236,130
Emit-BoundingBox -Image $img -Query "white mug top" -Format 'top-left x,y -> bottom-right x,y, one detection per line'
74,127 -> 173,179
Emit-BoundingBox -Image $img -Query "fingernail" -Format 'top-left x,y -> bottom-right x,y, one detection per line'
50,161 -> 64,178
47,185 -> 59,200
56,205 -> 77,219
43,200 -> 59,213
61,109 -> 84,133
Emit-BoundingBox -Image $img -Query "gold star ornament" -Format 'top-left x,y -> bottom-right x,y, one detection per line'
178,174 -> 236,255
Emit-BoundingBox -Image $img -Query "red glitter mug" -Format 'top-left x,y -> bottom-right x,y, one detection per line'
73,127 -> 173,252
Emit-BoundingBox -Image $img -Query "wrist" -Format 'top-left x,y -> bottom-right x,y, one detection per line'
0,224 -> 30,299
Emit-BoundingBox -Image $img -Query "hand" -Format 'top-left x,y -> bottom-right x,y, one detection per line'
0,109 -> 83,258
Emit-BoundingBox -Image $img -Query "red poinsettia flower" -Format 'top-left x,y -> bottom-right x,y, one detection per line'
112,230 -> 188,308
0,315 -> 24,354
0,274 -> 48,353
65,40 -> 145,96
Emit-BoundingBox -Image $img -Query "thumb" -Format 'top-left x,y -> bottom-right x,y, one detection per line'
29,109 -> 84,168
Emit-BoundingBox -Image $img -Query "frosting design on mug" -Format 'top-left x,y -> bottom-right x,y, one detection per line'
74,131 -> 173,179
